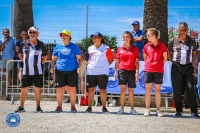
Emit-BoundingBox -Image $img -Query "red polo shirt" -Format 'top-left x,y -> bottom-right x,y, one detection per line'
143,41 -> 167,72
116,46 -> 139,70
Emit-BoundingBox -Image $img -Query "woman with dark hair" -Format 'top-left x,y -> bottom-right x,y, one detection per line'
85,32 -> 114,113
143,28 -> 167,117
114,31 -> 140,115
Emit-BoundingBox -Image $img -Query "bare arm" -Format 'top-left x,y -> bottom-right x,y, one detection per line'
18,53 -> 23,61
76,55 -> 83,74
168,52 -> 173,62
192,51 -> 197,62
135,58 -> 140,82
15,46 -> 19,53
0,38 -> 8,51
42,55 -> 48,64
163,52 -> 167,64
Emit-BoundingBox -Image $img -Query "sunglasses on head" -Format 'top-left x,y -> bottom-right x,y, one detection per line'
29,32 -> 37,34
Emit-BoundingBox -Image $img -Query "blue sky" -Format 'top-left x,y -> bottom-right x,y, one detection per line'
0,0 -> 200,45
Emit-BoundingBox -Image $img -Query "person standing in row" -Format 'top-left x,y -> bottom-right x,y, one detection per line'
143,28 -> 167,117
85,32 -> 113,113
15,26 -> 48,113
15,30 -> 29,86
115,31 -> 140,115
51,29 -> 82,113
168,22 -> 199,118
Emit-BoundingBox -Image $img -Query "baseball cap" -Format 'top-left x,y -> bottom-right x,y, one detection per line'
60,29 -> 71,37
28,26 -> 39,32
132,20 -> 140,25
90,32 -> 103,38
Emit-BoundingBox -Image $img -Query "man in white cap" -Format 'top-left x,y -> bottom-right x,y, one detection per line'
15,26 -> 48,113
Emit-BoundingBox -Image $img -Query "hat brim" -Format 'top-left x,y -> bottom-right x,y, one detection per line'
90,34 -> 102,38
60,33 -> 70,37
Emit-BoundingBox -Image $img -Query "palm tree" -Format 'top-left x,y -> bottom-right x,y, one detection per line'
143,0 -> 168,46
14,0 -> 34,40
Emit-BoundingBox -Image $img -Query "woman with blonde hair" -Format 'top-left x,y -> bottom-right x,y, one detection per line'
143,28 -> 167,117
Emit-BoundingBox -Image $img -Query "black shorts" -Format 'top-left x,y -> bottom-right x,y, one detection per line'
118,70 -> 136,88
144,71 -> 163,84
86,75 -> 108,89
22,75 -> 43,88
55,70 -> 78,88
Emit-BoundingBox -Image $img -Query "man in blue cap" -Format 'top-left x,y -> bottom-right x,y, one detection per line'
131,20 -> 144,61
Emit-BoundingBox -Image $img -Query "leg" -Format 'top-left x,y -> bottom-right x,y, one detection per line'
88,87 -> 96,107
18,68 -> 23,85
20,87 -> 29,107
99,88 -> 107,108
80,77 -> 85,94
56,87 -> 65,107
128,88 -> 134,109
145,83 -> 152,109
171,63 -> 184,113
34,86 -> 42,106
66,86 -> 77,107
119,85 -> 126,109
154,84 -> 161,110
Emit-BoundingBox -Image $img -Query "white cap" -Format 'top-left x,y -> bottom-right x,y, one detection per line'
28,26 -> 39,33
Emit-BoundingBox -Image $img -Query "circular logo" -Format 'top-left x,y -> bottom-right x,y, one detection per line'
6,112 -> 21,128
61,47 -> 71,55
107,68 -> 119,88
139,70 -> 154,88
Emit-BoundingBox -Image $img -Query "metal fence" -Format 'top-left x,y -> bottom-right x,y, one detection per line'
0,5 -> 200,45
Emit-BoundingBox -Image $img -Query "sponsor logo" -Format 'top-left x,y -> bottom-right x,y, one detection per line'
5,112 -> 20,128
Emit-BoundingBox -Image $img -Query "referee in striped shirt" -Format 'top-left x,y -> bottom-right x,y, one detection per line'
168,22 -> 199,118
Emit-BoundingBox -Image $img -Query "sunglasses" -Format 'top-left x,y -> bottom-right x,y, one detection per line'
29,32 -> 37,34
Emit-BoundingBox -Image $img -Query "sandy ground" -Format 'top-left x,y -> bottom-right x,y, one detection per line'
0,100 -> 199,133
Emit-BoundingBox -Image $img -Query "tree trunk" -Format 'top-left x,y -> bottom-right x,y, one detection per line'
143,0 -> 168,46
14,0 -> 33,40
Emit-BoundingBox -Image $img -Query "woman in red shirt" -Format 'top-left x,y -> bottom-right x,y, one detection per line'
114,31 -> 140,115
143,28 -> 167,117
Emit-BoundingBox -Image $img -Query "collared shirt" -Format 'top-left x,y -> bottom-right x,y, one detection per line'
53,42 -> 81,72
168,35 -> 197,64
18,39 -> 47,75
0,36 -> 16,59
116,46 -> 139,71
143,41 -> 167,72
87,44 -> 113,75
132,29 -> 144,52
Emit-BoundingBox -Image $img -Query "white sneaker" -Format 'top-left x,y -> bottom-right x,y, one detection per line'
109,99 -> 116,107
117,108 -> 124,114
156,110 -> 163,117
130,109 -> 138,115
144,109 -> 150,117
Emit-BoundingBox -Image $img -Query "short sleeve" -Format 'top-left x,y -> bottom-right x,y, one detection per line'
141,30 -> 144,37
162,43 -> 167,53
135,47 -> 140,58
193,40 -> 197,51
0,40 -> 2,45
74,44 -> 81,55
106,48 -> 114,61
15,40 -> 21,47
168,39 -> 174,52
116,47 -> 121,59
53,45 -> 59,56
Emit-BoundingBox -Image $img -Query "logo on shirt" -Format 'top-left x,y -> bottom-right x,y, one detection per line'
34,50 -> 40,56
5,112 -> 21,128
139,70 -> 154,88
61,47 -> 71,55
107,68 -> 119,88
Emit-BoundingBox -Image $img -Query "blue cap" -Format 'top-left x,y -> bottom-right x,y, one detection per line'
90,32 -> 103,38
132,20 -> 140,25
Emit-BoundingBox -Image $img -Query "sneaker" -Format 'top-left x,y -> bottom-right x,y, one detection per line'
55,106 -> 62,112
70,106 -> 77,113
36,106 -> 43,113
117,108 -> 124,115
144,109 -> 150,117
85,107 -> 92,113
191,113 -> 200,119
156,110 -> 163,117
130,109 -> 138,115
175,112 -> 182,117
15,106 -> 25,113
102,107 -> 109,113
109,99 -> 116,107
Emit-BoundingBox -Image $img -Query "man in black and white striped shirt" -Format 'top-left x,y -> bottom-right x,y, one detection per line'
15,26 -> 48,113
168,22 -> 199,118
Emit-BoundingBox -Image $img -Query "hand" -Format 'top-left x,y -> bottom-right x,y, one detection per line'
3,38 -> 9,44
51,73 -> 54,79
50,68 -> 54,73
135,73 -> 139,82
77,68 -> 80,75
